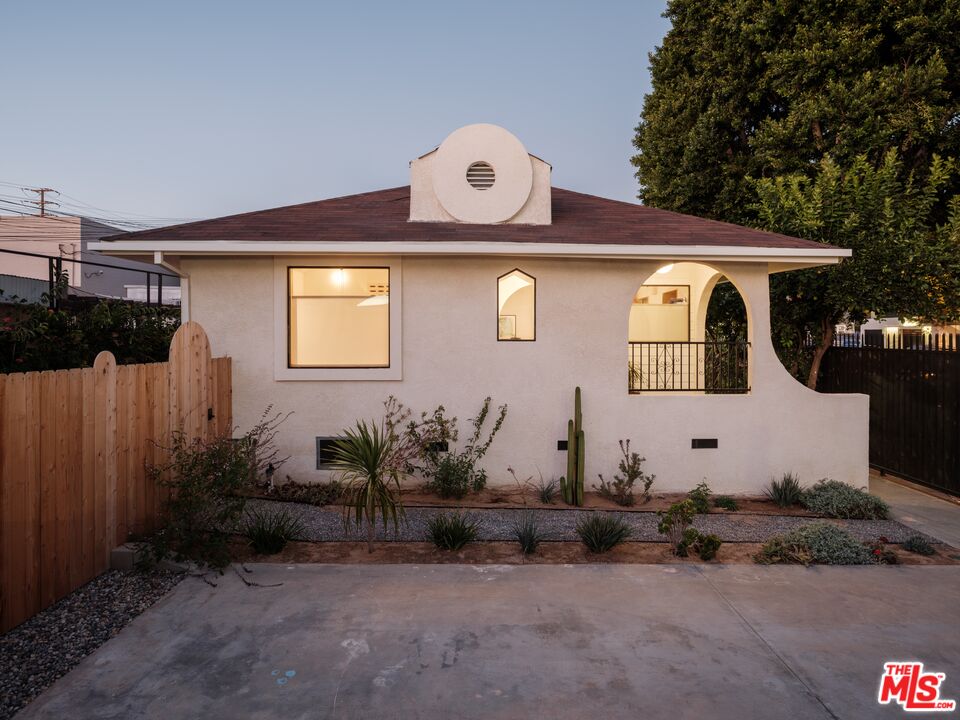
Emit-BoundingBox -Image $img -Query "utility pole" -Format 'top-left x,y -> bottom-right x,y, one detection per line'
24,187 -> 59,217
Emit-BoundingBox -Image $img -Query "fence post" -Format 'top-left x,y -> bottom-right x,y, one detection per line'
93,352 -> 117,569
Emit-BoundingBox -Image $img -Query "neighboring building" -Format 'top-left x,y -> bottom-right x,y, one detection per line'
93,124 -> 868,493
0,215 -> 179,303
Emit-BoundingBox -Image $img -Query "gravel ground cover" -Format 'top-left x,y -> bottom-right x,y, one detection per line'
0,570 -> 183,720
246,499 -> 934,544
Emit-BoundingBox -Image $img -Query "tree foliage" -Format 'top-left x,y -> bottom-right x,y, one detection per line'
756,151 -> 960,385
633,0 -> 960,222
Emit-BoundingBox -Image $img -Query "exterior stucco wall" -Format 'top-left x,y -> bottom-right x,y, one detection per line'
183,255 -> 869,494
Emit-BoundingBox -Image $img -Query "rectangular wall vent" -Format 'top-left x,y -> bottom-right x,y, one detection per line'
691,438 -> 718,449
557,440 -> 568,451
316,437 -> 338,468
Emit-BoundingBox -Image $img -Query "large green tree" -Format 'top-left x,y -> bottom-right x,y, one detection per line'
634,0 -> 960,387
633,0 -> 960,222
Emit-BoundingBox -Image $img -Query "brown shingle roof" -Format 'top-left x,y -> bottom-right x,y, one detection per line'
100,186 -> 833,251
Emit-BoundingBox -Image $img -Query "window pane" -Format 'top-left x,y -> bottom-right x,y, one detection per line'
498,269 -> 535,340
289,267 -> 389,367
629,285 -> 689,341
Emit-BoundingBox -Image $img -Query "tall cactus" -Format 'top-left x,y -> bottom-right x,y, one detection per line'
560,387 -> 585,506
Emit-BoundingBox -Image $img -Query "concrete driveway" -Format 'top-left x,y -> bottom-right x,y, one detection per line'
18,564 -> 960,720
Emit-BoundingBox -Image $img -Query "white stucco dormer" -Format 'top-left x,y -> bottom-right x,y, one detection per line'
408,124 -> 552,225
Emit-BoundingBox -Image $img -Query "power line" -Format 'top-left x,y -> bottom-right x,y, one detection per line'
22,187 -> 59,217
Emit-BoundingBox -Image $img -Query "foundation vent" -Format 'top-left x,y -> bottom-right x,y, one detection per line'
466,161 -> 495,190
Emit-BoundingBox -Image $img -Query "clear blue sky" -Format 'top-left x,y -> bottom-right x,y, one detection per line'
1,1 -> 671,226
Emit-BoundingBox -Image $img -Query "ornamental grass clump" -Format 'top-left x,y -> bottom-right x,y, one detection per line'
902,535 -> 936,556
575,514 -> 632,553
242,507 -> 305,555
512,510 -> 545,555
713,495 -> 739,511
801,479 -> 890,519
428,512 -> 481,550
764,473 -> 803,507
755,522 -> 873,566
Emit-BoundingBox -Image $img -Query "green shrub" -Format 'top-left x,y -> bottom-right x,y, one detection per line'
755,522 -> 873,565
576,514 -> 632,553
270,480 -> 342,506
512,511 -> 545,555
676,528 -> 723,560
143,410 -> 288,570
420,398 -> 508,498
242,507 -> 305,555
594,439 -> 655,506
866,536 -> 898,564
902,535 -> 936,556
801,479 -> 890,519
657,500 -> 697,554
687,481 -> 711,513
713,495 -> 739,511
765,473 -> 803,507
428,512 -> 480,550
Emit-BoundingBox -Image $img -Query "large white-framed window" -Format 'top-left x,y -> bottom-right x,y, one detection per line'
274,256 -> 402,381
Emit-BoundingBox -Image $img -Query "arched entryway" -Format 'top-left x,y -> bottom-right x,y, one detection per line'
628,262 -> 750,393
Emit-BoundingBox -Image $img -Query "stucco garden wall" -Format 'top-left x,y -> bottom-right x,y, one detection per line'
183,255 -> 869,494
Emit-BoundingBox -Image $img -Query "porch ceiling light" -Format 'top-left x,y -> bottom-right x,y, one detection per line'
357,295 -> 389,307
656,263 -> 674,274
332,268 -> 347,287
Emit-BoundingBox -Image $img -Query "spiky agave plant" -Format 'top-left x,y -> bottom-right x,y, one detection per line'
330,420 -> 405,553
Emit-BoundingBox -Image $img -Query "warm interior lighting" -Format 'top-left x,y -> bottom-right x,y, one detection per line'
656,263 -> 675,275
332,268 -> 347,287
884,326 -> 900,335
497,273 -> 532,313
902,319 -> 919,328
357,295 -> 389,307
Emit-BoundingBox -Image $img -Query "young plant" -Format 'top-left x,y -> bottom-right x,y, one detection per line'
428,512 -> 480,550
144,409 -> 289,570
687,482 -> 711,514
330,420 -> 406,553
242,507 -> 305,555
512,510 -> 545,555
536,475 -> 558,504
801,479 -> 890,519
865,536 -> 898,564
677,528 -> 723,560
902,535 -> 936,556
575,514 -> 632,553
713,495 -> 739,511
657,499 -> 697,555
765,473 -> 803,507
594,439 -> 655,507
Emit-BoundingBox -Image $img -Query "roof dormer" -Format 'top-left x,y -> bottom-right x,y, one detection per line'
409,124 -> 552,225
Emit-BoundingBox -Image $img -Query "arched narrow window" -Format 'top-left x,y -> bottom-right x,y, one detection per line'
497,269 -> 535,341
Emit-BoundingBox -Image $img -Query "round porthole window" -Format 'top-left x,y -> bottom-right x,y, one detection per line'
466,161 -> 495,190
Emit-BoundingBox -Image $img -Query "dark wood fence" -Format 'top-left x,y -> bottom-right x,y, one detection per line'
818,332 -> 959,496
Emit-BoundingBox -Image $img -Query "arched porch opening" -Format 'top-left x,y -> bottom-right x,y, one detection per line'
628,262 -> 750,393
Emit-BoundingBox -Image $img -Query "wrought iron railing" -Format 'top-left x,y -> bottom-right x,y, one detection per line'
628,341 -> 750,393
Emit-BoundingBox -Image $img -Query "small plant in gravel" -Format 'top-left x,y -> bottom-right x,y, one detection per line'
865,536 -> 898,564
595,439 -> 655,506
801,479 -> 890,519
576,514 -> 632,553
677,529 -> 723,561
902,534 -> 936,556
687,481 -> 711,514
331,420 -> 407,553
428,512 -> 481,550
658,500 -> 697,555
512,510 -> 545,555
145,408 -> 289,570
765,473 -> 803,507
713,495 -> 739,511
755,522 -> 873,565
242,507 -> 305,555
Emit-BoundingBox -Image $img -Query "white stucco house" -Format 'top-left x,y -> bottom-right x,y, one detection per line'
92,124 -> 868,493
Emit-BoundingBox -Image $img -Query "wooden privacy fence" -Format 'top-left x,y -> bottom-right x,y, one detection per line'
0,321 -> 231,632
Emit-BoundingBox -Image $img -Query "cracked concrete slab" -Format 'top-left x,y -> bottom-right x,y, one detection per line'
16,564 -> 960,720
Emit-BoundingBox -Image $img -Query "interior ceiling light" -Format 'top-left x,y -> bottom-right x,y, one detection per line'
656,264 -> 675,275
357,295 -> 389,307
